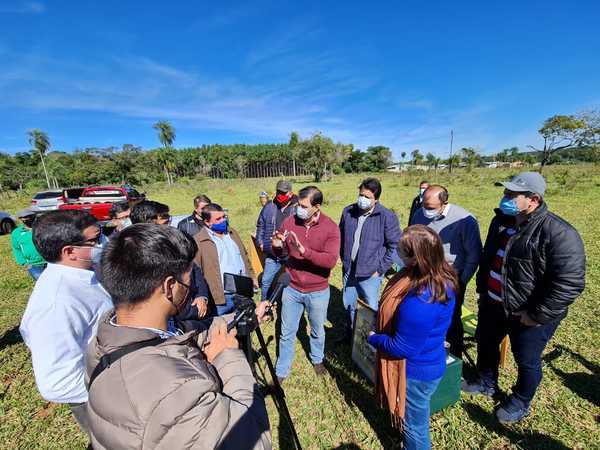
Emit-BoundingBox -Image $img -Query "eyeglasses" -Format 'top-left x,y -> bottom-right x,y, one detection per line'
71,236 -> 100,247
175,278 -> 191,295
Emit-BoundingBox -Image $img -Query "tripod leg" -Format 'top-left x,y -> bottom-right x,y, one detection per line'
245,332 -> 257,378
255,327 -> 303,450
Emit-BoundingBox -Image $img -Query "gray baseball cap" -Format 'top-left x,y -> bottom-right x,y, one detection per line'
500,172 -> 546,198
276,180 -> 292,193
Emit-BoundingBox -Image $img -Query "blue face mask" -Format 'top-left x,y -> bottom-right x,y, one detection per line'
210,219 -> 228,234
499,197 -> 520,216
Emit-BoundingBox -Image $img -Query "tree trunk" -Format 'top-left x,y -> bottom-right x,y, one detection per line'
39,152 -> 51,189
164,166 -> 170,185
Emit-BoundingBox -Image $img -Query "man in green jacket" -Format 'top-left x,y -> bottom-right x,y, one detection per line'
11,209 -> 46,280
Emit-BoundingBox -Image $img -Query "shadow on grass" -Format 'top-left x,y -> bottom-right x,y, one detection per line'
0,325 -> 22,351
543,344 -> 600,409
323,286 -> 402,450
462,402 -> 571,450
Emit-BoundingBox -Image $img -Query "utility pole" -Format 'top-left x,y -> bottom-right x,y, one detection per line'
448,130 -> 454,174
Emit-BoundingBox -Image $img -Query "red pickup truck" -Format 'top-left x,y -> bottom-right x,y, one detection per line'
59,185 -> 145,222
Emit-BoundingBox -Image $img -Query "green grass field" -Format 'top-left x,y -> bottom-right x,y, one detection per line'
1,166 -> 599,449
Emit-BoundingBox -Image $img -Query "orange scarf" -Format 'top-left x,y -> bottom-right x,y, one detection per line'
375,273 -> 412,429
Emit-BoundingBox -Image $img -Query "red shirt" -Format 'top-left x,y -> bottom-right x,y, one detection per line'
487,226 -> 516,302
274,212 -> 341,293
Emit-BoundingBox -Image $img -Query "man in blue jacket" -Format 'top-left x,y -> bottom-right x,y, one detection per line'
255,180 -> 298,300
339,178 -> 401,340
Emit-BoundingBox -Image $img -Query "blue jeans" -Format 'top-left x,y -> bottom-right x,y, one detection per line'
261,256 -> 282,301
215,293 -> 236,316
342,269 -> 384,327
276,286 -> 330,378
404,377 -> 442,450
27,264 -> 46,281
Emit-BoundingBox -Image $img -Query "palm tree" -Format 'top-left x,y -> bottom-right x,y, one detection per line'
461,147 -> 481,171
153,121 -> 176,185
411,149 -> 423,167
425,152 -> 437,170
28,129 -> 51,189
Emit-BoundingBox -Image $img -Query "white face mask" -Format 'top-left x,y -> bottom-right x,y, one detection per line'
75,245 -> 103,270
357,195 -> 373,210
422,207 -> 440,220
419,188 -> 427,197
296,205 -> 312,221
119,218 -> 132,230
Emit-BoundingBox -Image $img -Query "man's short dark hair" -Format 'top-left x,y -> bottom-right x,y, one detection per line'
32,210 -> 97,263
419,180 -> 429,186
130,200 -> 170,224
298,186 -> 323,206
100,224 -> 197,307
109,201 -> 130,219
359,178 -> 382,200
193,194 -> 211,208
200,203 -> 224,222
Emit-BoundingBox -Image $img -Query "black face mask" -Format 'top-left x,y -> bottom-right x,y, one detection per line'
22,219 -> 34,228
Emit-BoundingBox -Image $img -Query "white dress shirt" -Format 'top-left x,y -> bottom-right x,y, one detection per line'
20,263 -> 112,403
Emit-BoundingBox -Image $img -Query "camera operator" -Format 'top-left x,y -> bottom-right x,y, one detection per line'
85,224 -> 271,449
130,199 -> 211,326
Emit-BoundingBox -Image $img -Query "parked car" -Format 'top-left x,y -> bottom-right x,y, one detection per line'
31,190 -> 65,212
59,185 -> 145,222
0,211 -> 16,235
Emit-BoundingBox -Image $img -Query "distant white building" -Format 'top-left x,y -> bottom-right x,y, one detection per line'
387,163 -> 430,172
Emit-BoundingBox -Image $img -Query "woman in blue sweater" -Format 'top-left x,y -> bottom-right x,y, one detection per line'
368,225 -> 457,450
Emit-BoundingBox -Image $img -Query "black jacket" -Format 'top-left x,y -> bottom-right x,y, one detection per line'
177,213 -> 204,237
476,203 -> 586,324
408,195 -> 422,226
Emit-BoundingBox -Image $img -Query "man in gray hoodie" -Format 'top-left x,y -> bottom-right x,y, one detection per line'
85,224 -> 271,450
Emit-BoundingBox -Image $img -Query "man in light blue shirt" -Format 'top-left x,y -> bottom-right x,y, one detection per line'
19,210 -> 112,435
208,226 -> 246,284
193,204 -> 257,316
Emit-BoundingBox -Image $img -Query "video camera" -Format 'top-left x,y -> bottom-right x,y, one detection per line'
223,272 -> 287,336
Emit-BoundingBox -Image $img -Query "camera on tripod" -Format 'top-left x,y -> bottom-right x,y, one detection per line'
221,272 -> 302,450
223,272 -> 260,336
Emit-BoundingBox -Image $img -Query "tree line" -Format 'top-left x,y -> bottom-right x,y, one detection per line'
1,111 -> 598,192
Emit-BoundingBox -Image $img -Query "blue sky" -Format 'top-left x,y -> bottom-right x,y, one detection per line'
1,1 -> 599,158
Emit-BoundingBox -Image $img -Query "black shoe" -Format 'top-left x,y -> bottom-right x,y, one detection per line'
313,363 -> 327,376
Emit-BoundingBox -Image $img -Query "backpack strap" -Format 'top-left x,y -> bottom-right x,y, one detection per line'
88,336 -> 164,388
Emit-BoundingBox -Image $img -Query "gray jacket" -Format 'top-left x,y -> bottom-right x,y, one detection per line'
85,311 -> 272,450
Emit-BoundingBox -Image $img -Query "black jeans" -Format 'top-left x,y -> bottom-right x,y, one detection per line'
475,298 -> 561,405
446,282 -> 466,358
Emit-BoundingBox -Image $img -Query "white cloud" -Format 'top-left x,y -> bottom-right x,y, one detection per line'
0,46 -> 549,158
